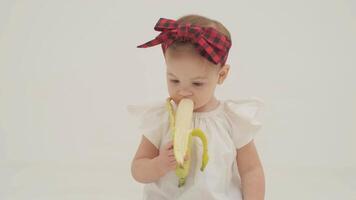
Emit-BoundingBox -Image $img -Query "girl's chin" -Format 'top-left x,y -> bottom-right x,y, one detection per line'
193,104 -> 205,112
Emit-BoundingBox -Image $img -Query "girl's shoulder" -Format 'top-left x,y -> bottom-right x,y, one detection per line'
221,97 -> 264,119
127,100 -> 169,148
127,100 -> 169,129
220,97 -> 265,148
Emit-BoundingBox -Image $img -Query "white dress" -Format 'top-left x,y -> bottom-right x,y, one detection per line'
127,97 -> 264,200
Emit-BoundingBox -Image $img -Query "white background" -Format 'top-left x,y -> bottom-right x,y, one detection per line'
0,0 -> 355,199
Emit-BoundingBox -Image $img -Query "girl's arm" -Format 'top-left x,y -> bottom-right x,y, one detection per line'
131,136 -> 176,183
236,140 -> 265,200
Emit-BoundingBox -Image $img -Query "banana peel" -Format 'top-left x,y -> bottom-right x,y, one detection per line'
165,97 -> 209,187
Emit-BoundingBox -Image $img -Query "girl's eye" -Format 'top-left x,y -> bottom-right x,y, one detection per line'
193,82 -> 204,86
170,80 -> 179,84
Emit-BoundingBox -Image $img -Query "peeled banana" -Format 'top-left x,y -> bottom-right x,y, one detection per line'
165,97 -> 209,187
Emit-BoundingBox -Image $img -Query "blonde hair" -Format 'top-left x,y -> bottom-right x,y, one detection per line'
177,14 -> 231,39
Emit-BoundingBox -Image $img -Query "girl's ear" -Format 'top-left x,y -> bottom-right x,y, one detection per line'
218,64 -> 230,84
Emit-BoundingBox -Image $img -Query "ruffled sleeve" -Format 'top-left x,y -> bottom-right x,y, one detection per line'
224,97 -> 264,149
127,101 -> 169,149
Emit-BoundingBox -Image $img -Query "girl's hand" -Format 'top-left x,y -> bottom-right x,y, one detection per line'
155,141 -> 177,176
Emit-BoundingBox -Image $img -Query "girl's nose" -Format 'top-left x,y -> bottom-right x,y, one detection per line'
178,89 -> 193,98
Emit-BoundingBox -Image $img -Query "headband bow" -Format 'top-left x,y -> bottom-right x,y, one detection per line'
137,18 -> 232,65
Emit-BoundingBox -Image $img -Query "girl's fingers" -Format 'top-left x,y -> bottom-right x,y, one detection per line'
165,141 -> 174,150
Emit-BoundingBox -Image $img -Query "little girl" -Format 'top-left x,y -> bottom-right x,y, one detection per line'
128,14 -> 265,200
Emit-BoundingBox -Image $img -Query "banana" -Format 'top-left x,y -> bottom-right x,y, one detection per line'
165,97 -> 209,187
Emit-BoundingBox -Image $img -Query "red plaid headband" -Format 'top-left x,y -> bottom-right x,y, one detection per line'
137,18 -> 232,65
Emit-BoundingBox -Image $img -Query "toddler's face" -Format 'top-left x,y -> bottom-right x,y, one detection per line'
164,47 -> 226,111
